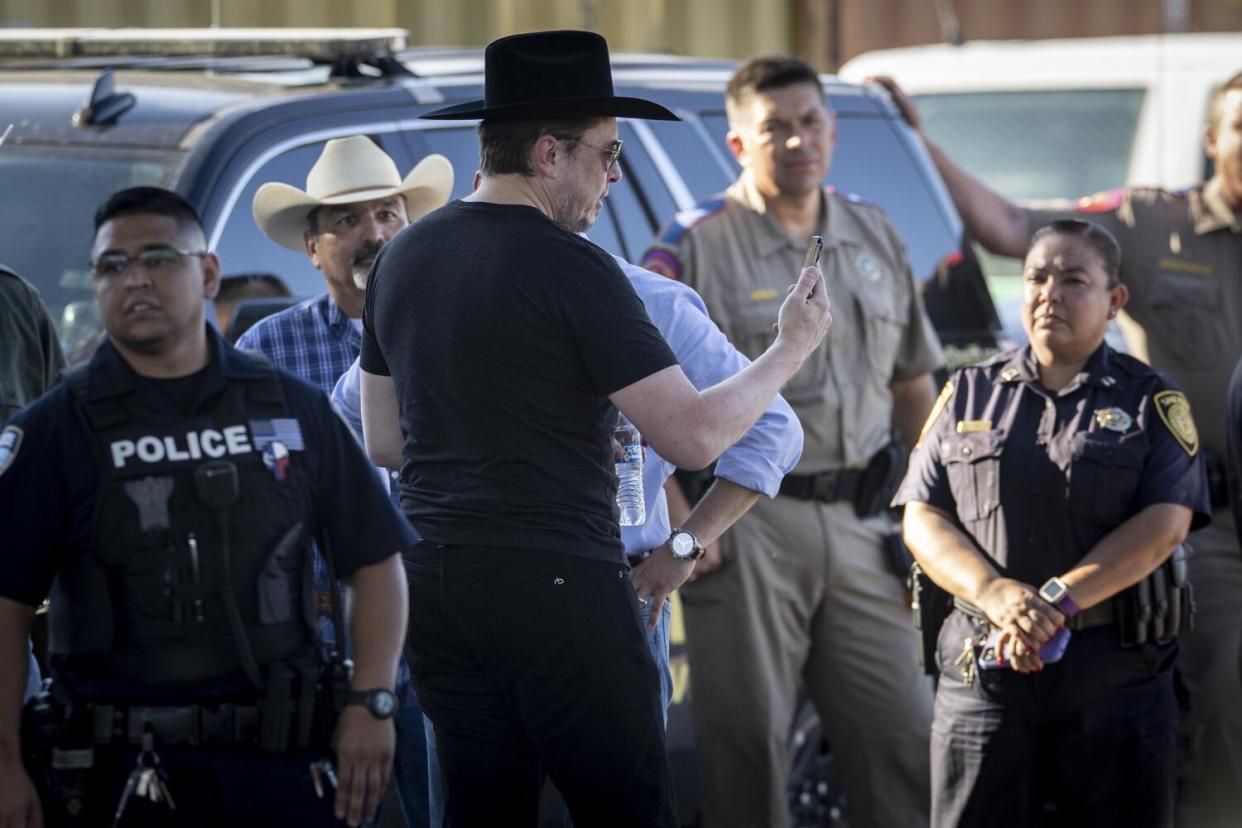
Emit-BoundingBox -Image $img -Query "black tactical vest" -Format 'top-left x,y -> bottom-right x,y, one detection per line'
50,355 -> 319,690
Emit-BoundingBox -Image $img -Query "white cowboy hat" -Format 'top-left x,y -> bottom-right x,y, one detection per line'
252,135 -> 454,252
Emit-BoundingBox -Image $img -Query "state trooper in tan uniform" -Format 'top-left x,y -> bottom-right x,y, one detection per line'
874,72 -> 1242,828
643,57 -> 942,828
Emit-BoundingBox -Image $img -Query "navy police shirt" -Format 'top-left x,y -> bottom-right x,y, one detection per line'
894,344 -> 1210,588
0,327 -> 414,609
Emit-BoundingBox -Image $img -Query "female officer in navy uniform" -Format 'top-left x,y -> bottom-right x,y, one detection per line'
895,219 -> 1210,827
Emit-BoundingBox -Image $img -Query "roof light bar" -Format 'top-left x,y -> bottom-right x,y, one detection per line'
0,28 -> 408,61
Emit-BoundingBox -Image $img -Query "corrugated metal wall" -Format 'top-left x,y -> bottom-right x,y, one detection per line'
2,0 -> 1241,68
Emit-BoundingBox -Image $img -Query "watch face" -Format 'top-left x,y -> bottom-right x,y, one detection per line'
370,690 -> 396,717
671,532 -> 695,558
1040,579 -> 1068,605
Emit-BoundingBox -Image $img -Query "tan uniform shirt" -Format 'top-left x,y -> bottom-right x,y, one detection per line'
642,178 -> 944,474
1026,178 -> 1242,457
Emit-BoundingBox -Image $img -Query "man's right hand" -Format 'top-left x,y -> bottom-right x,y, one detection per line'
867,76 -> 923,134
773,265 -> 831,360
0,754 -> 42,828
972,577 -> 1064,655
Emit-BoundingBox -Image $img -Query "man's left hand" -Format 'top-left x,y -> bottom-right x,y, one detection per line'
631,544 -> 695,630
331,705 -> 396,826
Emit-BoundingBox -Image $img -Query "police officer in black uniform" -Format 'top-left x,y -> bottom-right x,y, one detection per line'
0,187 -> 411,828
895,220 -> 1210,827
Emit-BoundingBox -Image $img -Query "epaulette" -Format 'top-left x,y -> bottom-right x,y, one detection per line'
655,197 -> 728,247
1072,188 -> 1126,214
829,187 -> 888,217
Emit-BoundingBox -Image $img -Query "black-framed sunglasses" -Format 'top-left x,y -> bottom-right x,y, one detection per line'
90,246 -> 208,279
565,137 -> 623,171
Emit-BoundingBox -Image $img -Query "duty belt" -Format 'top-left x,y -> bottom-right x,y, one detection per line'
90,702 -> 260,747
953,596 -> 1113,632
779,469 -> 864,504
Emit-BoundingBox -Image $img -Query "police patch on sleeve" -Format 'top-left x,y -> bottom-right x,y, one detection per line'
916,380 -> 954,449
640,249 -> 683,280
1153,390 -> 1199,456
0,425 -> 22,477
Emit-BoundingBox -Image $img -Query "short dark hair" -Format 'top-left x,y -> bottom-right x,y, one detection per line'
93,186 -> 205,242
1029,219 -> 1122,287
726,56 -> 822,122
478,116 -> 601,177
1207,72 -> 1242,132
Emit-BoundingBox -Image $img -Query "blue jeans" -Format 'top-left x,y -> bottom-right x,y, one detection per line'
423,595 -> 673,827
391,679 -> 431,827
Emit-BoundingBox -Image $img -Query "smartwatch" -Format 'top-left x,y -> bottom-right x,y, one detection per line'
668,528 -> 705,561
346,688 -> 398,720
1038,577 -> 1080,618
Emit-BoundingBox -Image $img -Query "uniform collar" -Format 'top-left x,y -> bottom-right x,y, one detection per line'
1190,177 -> 1241,235
86,326 -> 266,403
996,343 -> 1120,393
727,176 -> 861,259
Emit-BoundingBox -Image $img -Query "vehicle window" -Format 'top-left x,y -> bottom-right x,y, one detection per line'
0,146 -> 179,356
914,89 -> 1146,201
701,112 -> 958,283
618,123 -> 677,242
644,116 -> 734,200
212,134 -> 407,302
409,126 -> 482,201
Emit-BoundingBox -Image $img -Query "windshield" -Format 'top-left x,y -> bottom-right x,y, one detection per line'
914,89 -> 1145,202
0,146 -> 181,359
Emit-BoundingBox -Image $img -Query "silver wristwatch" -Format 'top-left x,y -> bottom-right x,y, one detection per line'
668,528 -> 705,561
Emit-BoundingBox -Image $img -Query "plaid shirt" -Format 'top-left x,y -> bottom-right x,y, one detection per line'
235,294 -> 360,395
236,295 -> 409,687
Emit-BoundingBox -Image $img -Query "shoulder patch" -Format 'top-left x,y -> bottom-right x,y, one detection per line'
640,249 -> 683,280
1153,390 -> 1199,456
916,380 -> 954,449
0,425 -> 23,477
1074,188 -> 1125,214
655,197 -> 728,248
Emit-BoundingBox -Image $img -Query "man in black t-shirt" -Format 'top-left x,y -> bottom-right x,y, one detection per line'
361,31 -> 832,826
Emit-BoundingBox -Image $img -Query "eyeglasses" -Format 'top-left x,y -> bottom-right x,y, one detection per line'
91,246 -> 207,279
565,137 -> 623,172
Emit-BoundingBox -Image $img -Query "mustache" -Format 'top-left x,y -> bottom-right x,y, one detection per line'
353,244 -> 383,267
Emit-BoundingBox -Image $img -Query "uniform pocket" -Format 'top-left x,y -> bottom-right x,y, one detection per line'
941,431 -> 1006,522
858,290 -> 905,377
1069,435 -> 1145,525
1147,276 -> 1221,363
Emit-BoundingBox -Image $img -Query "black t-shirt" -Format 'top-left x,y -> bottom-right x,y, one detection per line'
362,200 -> 678,561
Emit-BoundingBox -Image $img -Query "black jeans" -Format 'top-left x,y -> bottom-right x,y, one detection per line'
931,609 -> 1178,828
404,543 -> 677,828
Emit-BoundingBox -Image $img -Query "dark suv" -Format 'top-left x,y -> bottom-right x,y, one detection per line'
0,28 -> 1001,826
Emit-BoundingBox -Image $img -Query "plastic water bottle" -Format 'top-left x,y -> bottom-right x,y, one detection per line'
614,413 -> 645,526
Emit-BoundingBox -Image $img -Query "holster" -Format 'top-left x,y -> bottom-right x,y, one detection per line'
21,685 -> 94,828
854,441 -> 908,519
911,562 -> 953,676
1114,544 -> 1194,647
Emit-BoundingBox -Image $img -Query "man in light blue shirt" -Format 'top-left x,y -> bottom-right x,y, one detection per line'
332,253 -> 802,714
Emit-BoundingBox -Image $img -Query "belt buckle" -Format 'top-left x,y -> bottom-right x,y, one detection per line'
810,472 -> 838,502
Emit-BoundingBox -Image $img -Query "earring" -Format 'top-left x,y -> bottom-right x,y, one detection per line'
1107,310 -> 1116,319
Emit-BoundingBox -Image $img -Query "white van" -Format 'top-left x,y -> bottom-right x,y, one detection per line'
840,33 -> 1241,338
840,33 -> 1242,202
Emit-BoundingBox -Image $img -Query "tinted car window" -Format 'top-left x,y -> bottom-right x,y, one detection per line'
701,112 -> 957,283
644,116 -> 734,200
212,134 -> 407,300
0,146 -> 179,354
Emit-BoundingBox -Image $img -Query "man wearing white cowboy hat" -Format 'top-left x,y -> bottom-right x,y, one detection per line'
359,29 -> 831,827
239,135 -> 451,828
238,135 -> 452,394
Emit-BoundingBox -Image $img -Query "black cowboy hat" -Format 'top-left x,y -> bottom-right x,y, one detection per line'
421,30 -> 678,121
